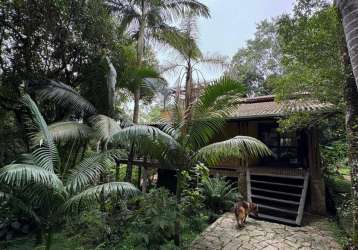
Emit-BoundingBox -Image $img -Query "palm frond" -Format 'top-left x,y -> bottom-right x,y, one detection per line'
196,53 -> 230,70
110,125 -> 182,162
111,125 -> 178,148
22,95 -> 59,171
193,136 -> 271,167
63,182 -> 140,213
185,77 -> 246,150
152,24 -> 200,58
91,115 -> 121,143
66,150 -> 124,192
192,77 -> 246,118
163,0 -> 210,19
32,121 -> 93,144
29,80 -> 96,115
0,164 -> 63,189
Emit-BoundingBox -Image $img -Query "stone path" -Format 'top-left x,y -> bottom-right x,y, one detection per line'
190,213 -> 342,250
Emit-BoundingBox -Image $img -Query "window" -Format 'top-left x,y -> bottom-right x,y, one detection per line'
258,123 -> 303,166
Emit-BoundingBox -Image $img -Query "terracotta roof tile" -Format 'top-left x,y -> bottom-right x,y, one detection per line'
231,95 -> 333,119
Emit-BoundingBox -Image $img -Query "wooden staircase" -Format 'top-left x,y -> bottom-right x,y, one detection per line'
247,169 -> 309,226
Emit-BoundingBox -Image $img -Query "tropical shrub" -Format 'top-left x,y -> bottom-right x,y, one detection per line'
64,205 -> 131,249
200,177 -> 239,221
120,188 -> 179,250
0,95 -> 140,250
321,140 -> 348,175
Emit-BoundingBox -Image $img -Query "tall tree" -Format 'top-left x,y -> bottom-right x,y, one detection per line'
336,0 -> 358,90
226,20 -> 282,96
161,14 -> 228,121
336,0 -> 358,246
107,0 -> 210,123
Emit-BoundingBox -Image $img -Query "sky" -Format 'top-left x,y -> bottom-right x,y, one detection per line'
158,0 -> 296,85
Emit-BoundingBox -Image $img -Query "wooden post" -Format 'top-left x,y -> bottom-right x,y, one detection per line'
307,128 -> 326,215
142,166 -> 148,193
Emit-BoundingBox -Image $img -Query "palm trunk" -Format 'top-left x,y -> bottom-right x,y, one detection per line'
184,60 -> 193,111
182,61 -> 193,135
132,0 -> 145,124
133,88 -> 140,124
174,170 -> 182,246
339,18 -> 358,246
125,144 -> 135,182
129,1 -> 146,182
115,159 -> 120,181
344,71 -> 358,247
142,166 -> 148,193
45,228 -> 53,250
336,0 -> 358,89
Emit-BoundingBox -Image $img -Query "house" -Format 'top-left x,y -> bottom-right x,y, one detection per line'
209,95 -> 333,225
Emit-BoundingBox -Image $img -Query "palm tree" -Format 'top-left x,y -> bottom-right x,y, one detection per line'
0,95 -> 140,250
109,77 -> 271,245
336,1 -> 358,245
160,14 -> 228,119
336,0 -> 358,89
106,0 -> 210,123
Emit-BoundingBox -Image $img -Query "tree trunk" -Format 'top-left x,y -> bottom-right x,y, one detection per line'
344,68 -> 358,246
340,32 -> 358,249
336,0 -> 358,90
129,1 -> 146,182
142,166 -> 148,193
125,144 -> 135,182
132,88 -> 140,124
115,159 -> 120,181
182,61 -> 193,136
45,228 -> 53,250
174,170 -> 182,246
184,60 -> 193,112
132,0 -> 145,124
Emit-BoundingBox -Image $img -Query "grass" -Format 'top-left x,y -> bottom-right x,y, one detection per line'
325,171 -> 353,248
328,218 -> 351,248
338,166 -> 350,176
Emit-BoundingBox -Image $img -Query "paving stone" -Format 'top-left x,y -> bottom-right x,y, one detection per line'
190,213 -> 343,250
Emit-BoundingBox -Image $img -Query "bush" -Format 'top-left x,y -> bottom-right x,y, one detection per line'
119,188 -> 179,250
200,177 -> 239,222
64,201 -> 131,249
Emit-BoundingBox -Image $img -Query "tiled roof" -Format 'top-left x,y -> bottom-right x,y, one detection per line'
231,95 -> 333,119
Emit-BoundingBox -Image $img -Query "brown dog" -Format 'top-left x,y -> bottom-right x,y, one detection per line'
234,201 -> 258,228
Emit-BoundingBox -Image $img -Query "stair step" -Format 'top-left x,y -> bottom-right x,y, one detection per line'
255,213 -> 298,225
251,173 -> 305,180
251,180 -> 303,188
252,187 -> 301,197
257,204 -> 298,215
251,194 -> 300,205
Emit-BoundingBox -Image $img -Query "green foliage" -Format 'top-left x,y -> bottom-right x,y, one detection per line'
326,174 -> 353,242
321,140 -> 348,174
226,19 -> 282,95
0,95 -> 140,249
64,207 -> 131,249
200,177 -> 239,221
274,1 -> 344,105
121,188 -> 179,250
